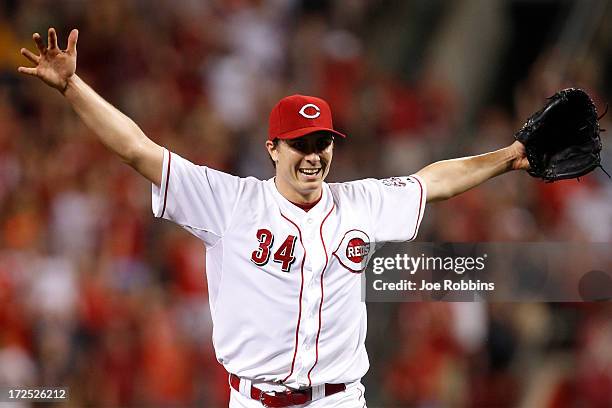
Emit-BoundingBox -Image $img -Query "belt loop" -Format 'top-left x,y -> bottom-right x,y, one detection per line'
239,377 -> 252,397
311,384 -> 325,400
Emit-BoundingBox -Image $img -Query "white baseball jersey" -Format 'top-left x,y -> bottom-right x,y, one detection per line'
152,148 -> 426,389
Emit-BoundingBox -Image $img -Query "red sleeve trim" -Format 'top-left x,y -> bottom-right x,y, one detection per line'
160,151 -> 172,218
408,176 -> 424,241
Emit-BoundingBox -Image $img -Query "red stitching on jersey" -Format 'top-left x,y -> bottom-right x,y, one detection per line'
160,151 -> 172,218
408,176 -> 424,241
280,212 -> 305,384
307,204 -> 335,386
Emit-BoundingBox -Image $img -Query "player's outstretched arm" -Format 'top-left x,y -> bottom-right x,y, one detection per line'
18,28 -> 164,186
416,141 -> 529,202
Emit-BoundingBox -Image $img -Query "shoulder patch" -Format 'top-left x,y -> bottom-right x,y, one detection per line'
381,177 -> 413,187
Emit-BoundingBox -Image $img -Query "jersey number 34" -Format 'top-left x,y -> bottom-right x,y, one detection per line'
250,229 -> 297,272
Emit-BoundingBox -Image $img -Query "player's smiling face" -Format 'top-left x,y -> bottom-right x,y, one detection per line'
266,132 -> 334,204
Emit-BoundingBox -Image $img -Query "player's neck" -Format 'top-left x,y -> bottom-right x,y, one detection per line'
289,193 -> 322,211
274,178 -> 322,205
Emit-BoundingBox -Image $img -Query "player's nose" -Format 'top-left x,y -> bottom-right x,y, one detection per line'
304,151 -> 321,163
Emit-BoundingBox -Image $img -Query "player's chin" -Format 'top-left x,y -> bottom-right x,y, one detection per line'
294,175 -> 322,192
299,176 -> 326,191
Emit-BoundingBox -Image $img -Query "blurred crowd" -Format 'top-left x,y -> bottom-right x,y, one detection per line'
0,1 -> 611,407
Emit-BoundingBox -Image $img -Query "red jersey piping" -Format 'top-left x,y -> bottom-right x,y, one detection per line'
306,203 -> 335,385
280,212 -> 306,383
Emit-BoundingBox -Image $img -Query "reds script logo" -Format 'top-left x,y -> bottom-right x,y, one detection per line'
333,230 -> 372,273
299,103 -> 321,119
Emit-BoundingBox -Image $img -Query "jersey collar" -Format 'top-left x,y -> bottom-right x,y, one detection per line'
267,178 -> 332,221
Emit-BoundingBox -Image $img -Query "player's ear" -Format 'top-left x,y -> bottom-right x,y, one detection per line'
265,140 -> 279,163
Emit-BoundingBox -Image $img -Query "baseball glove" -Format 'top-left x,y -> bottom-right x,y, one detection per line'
515,88 -> 609,182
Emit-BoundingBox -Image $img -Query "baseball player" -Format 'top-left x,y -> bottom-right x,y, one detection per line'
19,28 -> 529,407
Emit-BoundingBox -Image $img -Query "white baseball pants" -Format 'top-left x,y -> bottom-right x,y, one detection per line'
229,381 -> 367,408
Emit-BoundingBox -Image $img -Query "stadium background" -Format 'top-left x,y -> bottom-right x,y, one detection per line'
0,0 -> 611,406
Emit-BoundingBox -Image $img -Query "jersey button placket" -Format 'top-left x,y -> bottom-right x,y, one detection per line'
297,212 -> 326,385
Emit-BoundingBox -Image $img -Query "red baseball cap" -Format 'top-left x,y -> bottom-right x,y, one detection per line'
268,94 -> 347,141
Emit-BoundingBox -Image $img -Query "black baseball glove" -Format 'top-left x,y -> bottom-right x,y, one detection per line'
515,88 -> 609,182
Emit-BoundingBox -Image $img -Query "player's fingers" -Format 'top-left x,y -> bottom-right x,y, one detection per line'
66,29 -> 78,54
20,48 -> 40,64
33,33 -> 46,54
17,66 -> 38,76
48,27 -> 58,50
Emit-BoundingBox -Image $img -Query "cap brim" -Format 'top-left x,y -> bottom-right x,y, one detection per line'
272,126 -> 346,141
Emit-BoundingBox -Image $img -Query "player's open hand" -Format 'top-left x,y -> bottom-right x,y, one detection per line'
18,28 -> 78,93
509,140 -> 530,171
